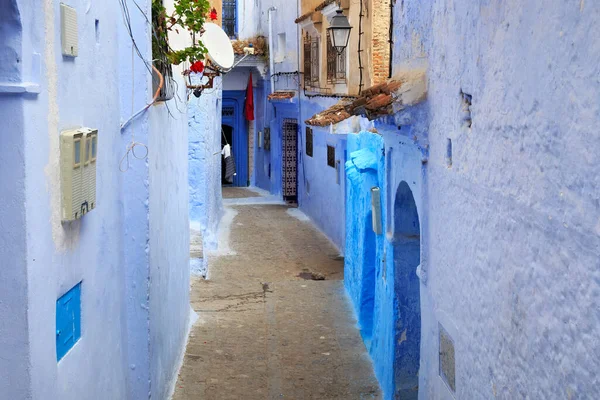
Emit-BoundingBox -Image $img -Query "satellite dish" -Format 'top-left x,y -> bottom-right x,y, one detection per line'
200,23 -> 235,70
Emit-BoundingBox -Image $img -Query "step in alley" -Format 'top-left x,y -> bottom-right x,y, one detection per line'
173,188 -> 381,400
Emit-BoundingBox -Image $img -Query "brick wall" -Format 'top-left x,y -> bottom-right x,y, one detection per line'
371,0 -> 391,84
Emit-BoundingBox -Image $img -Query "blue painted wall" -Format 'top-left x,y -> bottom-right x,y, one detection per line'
0,1 -> 192,398
189,76 -> 224,252
297,96 -> 349,252
344,128 -> 425,400
345,1 -> 600,399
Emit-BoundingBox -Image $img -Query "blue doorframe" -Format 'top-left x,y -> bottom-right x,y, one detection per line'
222,90 -> 249,187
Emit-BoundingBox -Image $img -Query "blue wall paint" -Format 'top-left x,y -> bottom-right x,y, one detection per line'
0,0 -> 191,398
297,96 -> 348,252
189,77 -> 224,253
344,2 -> 600,399
344,130 -> 424,399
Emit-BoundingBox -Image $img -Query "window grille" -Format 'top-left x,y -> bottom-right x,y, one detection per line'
327,145 -> 335,168
222,107 -> 235,117
303,33 -> 319,87
304,34 -> 311,87
223,0 -> 237,38
326,30 -> 346,83
305,127 -> 313,157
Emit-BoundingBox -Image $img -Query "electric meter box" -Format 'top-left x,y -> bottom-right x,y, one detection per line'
60,128 -> 98,222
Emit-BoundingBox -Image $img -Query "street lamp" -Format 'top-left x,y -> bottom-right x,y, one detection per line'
327,10 -> 353,55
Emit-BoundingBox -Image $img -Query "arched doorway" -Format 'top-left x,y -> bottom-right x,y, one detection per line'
392,181 -> 421,399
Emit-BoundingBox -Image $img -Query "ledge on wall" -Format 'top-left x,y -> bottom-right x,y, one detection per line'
0,82 -> 41,95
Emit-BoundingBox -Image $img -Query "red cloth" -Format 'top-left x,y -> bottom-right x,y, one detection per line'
244,74 -> 255,121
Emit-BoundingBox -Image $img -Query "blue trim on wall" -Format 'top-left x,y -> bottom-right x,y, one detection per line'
223,90 -> 248,187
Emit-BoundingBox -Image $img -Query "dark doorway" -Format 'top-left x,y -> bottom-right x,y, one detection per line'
222,125 -> 234,185
392,181 -> 421,400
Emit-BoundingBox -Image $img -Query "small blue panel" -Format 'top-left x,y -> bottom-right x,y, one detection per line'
56,282 -> 82,361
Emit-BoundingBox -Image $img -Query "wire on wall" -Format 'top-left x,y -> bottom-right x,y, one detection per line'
358,0 -> 365,94
389,0 -> 394,79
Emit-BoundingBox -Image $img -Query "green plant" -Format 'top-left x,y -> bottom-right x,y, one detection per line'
152,0 -> 210,66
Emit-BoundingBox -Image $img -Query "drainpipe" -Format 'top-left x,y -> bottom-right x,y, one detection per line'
268,6 -> 277,94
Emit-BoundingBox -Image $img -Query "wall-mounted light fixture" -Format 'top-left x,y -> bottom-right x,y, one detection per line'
327,10 -> 353,55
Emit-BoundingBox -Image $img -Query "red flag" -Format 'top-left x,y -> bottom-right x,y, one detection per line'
244,74 -> 255,121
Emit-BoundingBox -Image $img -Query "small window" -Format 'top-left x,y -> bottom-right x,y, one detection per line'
73,138 -> 81,167
327,144 -> 335,168
264,127 -> 271,151
305,127 -> 313,157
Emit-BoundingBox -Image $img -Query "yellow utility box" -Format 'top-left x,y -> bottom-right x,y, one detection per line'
60,128 -> 97,222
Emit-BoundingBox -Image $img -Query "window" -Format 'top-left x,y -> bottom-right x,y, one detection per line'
303,33 -> 319,87
326,30 -> 346,83
327,144 -> 335,168
305,127 -> 313,157
223,0 -> 237,38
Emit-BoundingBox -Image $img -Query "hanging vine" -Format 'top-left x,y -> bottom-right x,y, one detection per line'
152,0 -> 212,67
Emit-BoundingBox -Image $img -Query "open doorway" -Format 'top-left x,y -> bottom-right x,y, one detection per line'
221,125 -> 234,185
392,181 -> 421,399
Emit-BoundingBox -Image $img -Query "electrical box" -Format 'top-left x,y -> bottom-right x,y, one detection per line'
56,282 -> 82,361
60,3 -> 78,57
60,128 -> 98,222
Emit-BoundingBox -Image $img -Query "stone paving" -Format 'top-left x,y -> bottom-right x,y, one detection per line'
173,188 -> 381,400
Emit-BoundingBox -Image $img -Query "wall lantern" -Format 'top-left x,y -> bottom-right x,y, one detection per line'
327,10 -> 353,54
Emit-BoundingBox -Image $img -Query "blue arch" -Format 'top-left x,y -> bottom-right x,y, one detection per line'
392,181 -> 421,399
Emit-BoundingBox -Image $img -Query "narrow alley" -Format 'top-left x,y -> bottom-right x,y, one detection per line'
174,188 -> 381,399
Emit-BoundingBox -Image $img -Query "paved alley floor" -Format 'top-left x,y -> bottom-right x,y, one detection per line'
173,188 -> 381,400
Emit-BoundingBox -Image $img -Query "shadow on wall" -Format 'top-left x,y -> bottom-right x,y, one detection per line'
392,181 -> 421,399
0,0 -> 22,83
360,210 -> 377,344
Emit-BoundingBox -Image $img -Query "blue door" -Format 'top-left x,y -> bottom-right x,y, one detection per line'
222,92 -> 249,187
